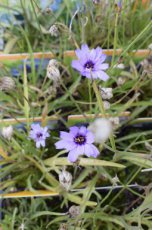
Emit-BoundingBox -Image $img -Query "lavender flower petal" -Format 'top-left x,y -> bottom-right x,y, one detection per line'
68,148 -> 80,162
85,144 -> 99,158
71,60 -> 83,72
55,140 -> 76,151
60,131 -> 73,141
86,132 -> 94,144
55,125 -> 99,163
72,44 -> 109,81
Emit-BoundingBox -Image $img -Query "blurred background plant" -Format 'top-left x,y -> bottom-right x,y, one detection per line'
0,0 -> 152,53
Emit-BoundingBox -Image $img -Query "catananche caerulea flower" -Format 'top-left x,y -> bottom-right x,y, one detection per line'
29,124 -> 50,148
71,44 -> 109,81
55,126 -> 99,162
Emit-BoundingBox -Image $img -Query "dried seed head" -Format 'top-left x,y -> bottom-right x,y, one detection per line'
48,59 -> 59,67
0,77 -> 15,91
140,56 -> 152,76
46,59 -> 61,83
100,87 -> 113,100
59,170 -> 72,191
117,76 -> 127,86
49,25 -> 59,37
58,223 -> 67,230
88,118 -> 112,144
69,205 -> 80,218
46,86 -> 57,97
45,7 -> 52,14
1,125 -> 13,140
109,117 -> 120,128
103,100 -> 110,110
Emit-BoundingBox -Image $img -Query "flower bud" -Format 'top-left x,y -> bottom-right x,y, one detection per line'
46,59 -> 61,83
59,170 -> 72,191
115,1 -> 122,13
58,223 -> 67,230
0,77 -> 15,91
117,76 -> 127,86
100,87 -> 113,100
49,25 -> 59,37
103,100 -> 110,110
1,125 -> 13,140
19,223 -> 25,230
45,7 -> 52,14
140,56 -> 152,76
69,205 -> 80,218
88,118 -> 112,144
113,63 -> 125,69
109,117 -> 120,128
45,86 -> 57,97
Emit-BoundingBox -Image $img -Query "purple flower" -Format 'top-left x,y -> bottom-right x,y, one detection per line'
71,44 -> 109,81
118,1 -> 122,9
55,126 -> 99,163
29,124 -> 50,148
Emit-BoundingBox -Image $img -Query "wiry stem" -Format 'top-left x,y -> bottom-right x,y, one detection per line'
93,81 -> 116,152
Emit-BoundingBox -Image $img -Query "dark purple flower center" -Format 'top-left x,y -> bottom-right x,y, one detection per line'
36,132 -> 43,138
84,60 -> 94,70
74,135 -> 86,145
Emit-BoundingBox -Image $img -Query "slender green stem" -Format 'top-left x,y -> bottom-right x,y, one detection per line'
23,62 -> 30,128
92,81 -> 116,151
111,11 -> 119,66
88,80 -> 92,112
92,81 -> 105,115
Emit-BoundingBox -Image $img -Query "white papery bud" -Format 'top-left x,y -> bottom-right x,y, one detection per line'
49,25 -> 59,37
46,59 -> 61,83
148,44 -> 152,50
1,125 -> 13,140
88,118 -> 112,144
117,76 -> 127,86
0,76 -> 15,91
46,86 -> 57,97
59,170 -> 72,191
45,7 -> 52,14
18,223 -> 25,230
69,205 -> 80,218
103,100 -> 110,110
113,63 -> 125,69
109,117 -> 120,128
141,56 -> 152,76
100,87 -> 113,100
58,223 -> 67,230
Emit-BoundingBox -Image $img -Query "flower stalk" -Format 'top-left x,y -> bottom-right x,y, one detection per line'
23,62 -> 30,129
92,81 -> 116,151
111,10 -> 119,67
